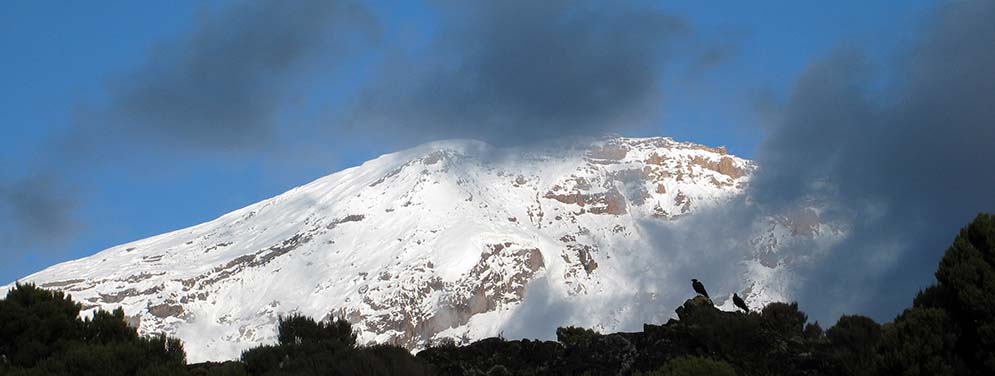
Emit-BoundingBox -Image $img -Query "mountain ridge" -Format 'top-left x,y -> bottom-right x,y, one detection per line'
2,136 -> 839,362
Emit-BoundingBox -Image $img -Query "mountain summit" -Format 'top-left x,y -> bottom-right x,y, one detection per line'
2,136 -> 839,362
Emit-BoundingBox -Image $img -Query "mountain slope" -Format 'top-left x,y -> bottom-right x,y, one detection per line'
2,136 -> 840,362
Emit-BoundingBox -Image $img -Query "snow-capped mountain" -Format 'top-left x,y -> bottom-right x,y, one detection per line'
1,136 -> 842,362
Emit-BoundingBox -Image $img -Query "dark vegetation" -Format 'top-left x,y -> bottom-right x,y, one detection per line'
3,213 -> 994,375
0,284 -> 186,375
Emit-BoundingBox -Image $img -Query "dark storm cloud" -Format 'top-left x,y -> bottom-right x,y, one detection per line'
0,176 -> 78,255
750,0 -> 995,322
347,0 -> 694,145
3,0 -> 377,263
91,0 -> 377,151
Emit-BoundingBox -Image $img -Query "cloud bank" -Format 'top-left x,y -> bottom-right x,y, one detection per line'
2,0 -> 377,262
346,0 -> 699,144
78,0 -> 377,153
750,0 -> 995,321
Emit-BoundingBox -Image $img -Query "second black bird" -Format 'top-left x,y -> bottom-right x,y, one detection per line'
733,293 -> 749,312
691,279 -> 709,298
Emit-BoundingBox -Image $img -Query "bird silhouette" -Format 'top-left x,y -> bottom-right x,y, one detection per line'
733,293 -> 749,312
691,279 -> 709,298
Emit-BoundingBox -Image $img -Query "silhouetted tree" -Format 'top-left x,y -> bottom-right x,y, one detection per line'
0,283 -> 186,375
0,283 -> 82,368
878,307 -> 964,375
825,315 -> 881,376
932,213 -> 995,372
241,313 -> 431,375
276,313 -> 355,347
803,321 -> 824,340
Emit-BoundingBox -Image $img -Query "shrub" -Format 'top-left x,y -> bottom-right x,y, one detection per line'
825,315 -> 881,375
241,314 -> 433,375
276,313 -> 355,347
636,356 -> 736,376
761,302 -> 807,338
556,326 -> 599,349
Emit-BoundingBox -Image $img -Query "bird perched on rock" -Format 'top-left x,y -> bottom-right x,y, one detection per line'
733,293 -> 749,312
691,279 -> 709,298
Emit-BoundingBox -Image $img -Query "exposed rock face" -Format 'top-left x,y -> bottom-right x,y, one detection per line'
149,303 -> 185,319
690,155 -> 748,180
675,296 -> 718,322
716,156 -> 745,178
346,242 -> 545,348
325,214 -> 365,229
587,143 -> 630,161
449,243 -> 543,322
543,187 -> 627,216
2,136 -> 837,362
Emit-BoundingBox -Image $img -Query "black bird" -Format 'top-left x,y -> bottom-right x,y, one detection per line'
691,279 -> 709,298
733,293 -> 750,312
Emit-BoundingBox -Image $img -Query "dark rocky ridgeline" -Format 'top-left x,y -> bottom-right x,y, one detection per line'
416,297 -> 826,375
417,213 -> 995,376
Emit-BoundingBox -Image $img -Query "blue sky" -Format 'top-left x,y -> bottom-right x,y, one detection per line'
0,0 -> 941,286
